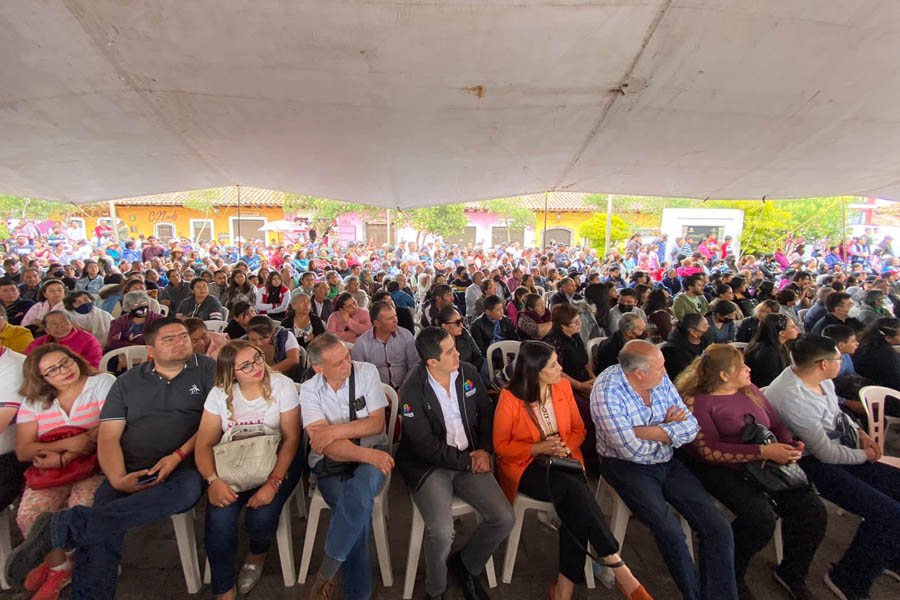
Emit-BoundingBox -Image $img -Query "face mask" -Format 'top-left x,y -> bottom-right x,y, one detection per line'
74,303 -> 93,314
619,304 -> 634,313
636,332 -> 648,340
53,270 -> 64,278
130,306 -> 149,318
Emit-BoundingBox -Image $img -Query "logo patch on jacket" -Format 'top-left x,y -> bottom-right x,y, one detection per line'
401,403 -> 415,418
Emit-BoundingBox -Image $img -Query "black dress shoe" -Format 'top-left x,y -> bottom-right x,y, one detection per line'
6,512 -> 54,586
448,552 -> 490,600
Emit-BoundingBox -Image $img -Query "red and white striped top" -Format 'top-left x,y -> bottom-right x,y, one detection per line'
18,373 -> 115,437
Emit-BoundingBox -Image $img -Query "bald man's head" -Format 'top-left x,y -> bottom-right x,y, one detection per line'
618,340 -> 666,391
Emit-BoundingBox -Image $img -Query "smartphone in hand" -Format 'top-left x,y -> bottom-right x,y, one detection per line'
137,473 -> 158,486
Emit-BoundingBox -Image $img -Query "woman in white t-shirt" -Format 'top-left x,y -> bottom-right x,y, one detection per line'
195,340 -> 302,600
15,345 -> 114,599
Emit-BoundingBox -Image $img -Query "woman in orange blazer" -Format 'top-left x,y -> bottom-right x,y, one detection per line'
493,341 -> 652,600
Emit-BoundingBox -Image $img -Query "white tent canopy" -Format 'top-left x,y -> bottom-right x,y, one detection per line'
3,1 -> 900,208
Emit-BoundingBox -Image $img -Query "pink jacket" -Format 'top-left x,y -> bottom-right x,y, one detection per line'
25,327 -> 103,368
326,309 -> 372,343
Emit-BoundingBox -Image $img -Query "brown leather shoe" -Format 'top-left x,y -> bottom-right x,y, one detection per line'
305,572 -> 337,600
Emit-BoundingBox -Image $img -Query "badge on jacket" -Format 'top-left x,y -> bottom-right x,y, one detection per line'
401,402 -> 415,418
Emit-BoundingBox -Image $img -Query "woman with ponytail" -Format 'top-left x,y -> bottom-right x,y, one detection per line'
194,340 -> 302,599
675,344 -> 825,600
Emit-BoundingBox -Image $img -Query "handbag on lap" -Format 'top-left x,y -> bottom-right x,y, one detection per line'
740,414 -> 809,493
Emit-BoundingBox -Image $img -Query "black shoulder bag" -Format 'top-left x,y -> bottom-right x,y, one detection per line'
740,414 -> 809,493
316,366 -> 363,479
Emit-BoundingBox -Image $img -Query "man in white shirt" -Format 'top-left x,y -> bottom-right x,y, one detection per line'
766,334 -> 900,600
300,334 -> 394,600
0,348 -> 27,510
395,327 -> 513,600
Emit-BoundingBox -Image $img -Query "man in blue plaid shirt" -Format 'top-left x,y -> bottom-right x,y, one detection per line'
591,340 -> 737,600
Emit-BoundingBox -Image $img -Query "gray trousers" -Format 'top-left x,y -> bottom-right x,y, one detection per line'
412,468 -> 515,597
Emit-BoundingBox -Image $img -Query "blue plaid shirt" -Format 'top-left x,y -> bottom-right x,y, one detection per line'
591,365 -> 698,464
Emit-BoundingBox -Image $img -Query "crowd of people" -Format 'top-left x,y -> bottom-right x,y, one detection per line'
0,222 -> 898,600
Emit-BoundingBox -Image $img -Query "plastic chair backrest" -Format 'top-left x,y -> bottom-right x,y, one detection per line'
486,340 -> 521,382
860,385 -> 896,452
383,384 -> 400,453
729,341 -> 748,352
99,346 -> 148,372
204,320 -> 227,333
158,304 -> 169,316
587,337 -> 607,365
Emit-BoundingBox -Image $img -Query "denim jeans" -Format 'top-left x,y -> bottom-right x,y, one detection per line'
599,457 -> 737,600
411,468 -> 515,596
51,465 -> 203,600
799,456 -> 900,597
204,451 -> 304,594
315,457 -> 387,600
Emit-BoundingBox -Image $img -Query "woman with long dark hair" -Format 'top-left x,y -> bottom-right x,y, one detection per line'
744,313 -> 799,388
517,293 -> 553,341
256,272 -> 291,321
675,344 -> 824,599
583,281 -> 615,335
493,341 -> 651,600
852,317 -> 900,393
644,289 -> 677,343
220,270 -> 256,311
195,340 -> 302,599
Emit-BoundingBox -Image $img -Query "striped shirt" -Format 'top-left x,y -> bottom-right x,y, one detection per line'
18,374 -> 115,436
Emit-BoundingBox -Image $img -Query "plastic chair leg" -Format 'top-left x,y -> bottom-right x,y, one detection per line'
501,502 -> 526,583
276,496 -> 296,586
171,512 -> 202,594
0,508 -> 11,591
402,503 -> 425,599
294,480 -> 307,519
679,515 -> 694,562
297,493 -> 327,584
372,496 -> 394,587
773,518 -> 784,565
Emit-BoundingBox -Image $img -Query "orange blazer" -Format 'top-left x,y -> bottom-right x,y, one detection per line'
492,379 -> 587,504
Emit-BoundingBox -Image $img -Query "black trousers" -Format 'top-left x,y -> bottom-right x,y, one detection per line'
518,461 -> 618,584
0,451 -> 28,510
688,461 -> 826,586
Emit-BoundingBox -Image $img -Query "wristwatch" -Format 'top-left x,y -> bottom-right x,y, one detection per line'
206,474 -> 220,484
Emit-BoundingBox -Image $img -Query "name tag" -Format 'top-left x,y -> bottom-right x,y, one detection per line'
465,388 -> 477,397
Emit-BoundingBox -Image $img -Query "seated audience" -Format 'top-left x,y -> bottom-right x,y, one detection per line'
672,274 -> 710,320
766,335 -> 900,600
802,287 -> 834,332
644,289 -> 677,344
437,306 -> 484,374
592,340 -> 737,600
660,313 -> 710,381
109,278 -> 162,318
282,292 -> 325,350
326,292 -> 372,344
607,288 -> 648,335
25,311 -> 103,368
675,344 -> 825,599
0,277 -> 36,326
857,289 -> 887,326
223,301 -> 256,340
705,300 -> 739,344
299,334 -> 393,600
387,280 -> 415,312
159,269 -> 191,310
6,318 -> 215,598
708,284 -> 744,320
517,293 -> 553,341
195,340 -> 302,599
595,313 -> 648,373
184,318 -> 229,360
343,276 -> 369,311
822,324 -> 859,378
63,290 -> 112,348
421,284 -> 454,329
22,279 -> 66,331
851,317 -> 900,414
351,301 -> 419,389
505,286 -> 529,328
14,346 -> 115,599
494,341 -> 652,600
310,281 -> 335,323
220,270 -> 257,311
245,316 -> 302,381
396,327 -> 514,600
744,313 -> 799,388
176,278 -> 225,321
105,292 -> 164,351
810,292 -> 864,336
549,277 -> 582,308
0,347 -> 27,528
735,300 -> 778,343
255,272 -> 291,321
470,295 -> 519,358
0,305 -> 34,352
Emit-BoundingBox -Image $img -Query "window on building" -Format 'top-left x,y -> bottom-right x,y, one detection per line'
491,227 -> 524,246
154,223 -> 176,242
190,219 -> 214,242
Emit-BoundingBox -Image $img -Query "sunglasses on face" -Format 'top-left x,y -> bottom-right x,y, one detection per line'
445,319 -> 464,326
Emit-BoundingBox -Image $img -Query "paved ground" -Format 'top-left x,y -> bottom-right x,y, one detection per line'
2,434 -> 899,599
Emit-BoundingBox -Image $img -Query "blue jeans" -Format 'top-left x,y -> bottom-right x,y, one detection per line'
315,459 -> 387,600
51,465 -> 203,600
205,451 -> 304,594
799,456 -> 900,597
599,457 -> 737,600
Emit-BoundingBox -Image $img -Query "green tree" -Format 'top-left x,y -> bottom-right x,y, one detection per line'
182,189 -> 217,241
0,194 -> 73,238
577,213 -> 631,251
282,193 -> 380,224
407,204 -> 468,245
479,198 -> 536,243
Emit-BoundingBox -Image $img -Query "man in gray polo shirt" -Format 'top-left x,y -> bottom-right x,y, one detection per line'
300,333 -> 394,600
351,301 -> 419,389
6,318 -> 216,599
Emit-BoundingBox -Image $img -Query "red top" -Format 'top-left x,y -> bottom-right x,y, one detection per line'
25,327 -> 103,368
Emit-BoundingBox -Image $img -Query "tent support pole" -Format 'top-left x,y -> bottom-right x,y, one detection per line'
543,192 -> 548,247
236,185 -> 241,245
604,194 -> 613,255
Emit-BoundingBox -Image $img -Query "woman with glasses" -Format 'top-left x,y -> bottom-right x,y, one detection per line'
15,345 -> 115,599
493,341 -> 651,600
744,313 -> 799,388
195,340 -> 302,600
675,344 -> 824,599
436,306 -> 484,371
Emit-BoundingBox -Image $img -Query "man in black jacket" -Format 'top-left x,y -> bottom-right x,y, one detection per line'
810,292 -> 865,336
661,313 -> 710,380
470,295 -> 519,357
396,327 -> 514,600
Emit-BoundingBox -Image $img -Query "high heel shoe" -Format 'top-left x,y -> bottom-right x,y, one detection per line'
606,559 -> 654,600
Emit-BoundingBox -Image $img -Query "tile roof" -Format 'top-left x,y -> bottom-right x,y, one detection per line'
465,192 -> 594,212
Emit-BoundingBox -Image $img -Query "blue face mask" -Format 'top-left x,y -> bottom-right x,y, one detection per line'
74,303 -> 93,314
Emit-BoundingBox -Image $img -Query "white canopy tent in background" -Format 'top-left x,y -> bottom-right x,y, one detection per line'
3,1 -> 900,208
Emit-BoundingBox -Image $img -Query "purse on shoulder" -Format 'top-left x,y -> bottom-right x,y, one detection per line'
213,423 -> 281,492
740,414 -> 809,493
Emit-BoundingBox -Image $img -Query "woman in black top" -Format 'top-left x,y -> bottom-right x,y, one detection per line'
436,307 -> 484,372
744,313 -> 799,387
729,276 -> 757,318
281,291 -> 325,349
584,281 -> 615,335
853,317 -> 900,396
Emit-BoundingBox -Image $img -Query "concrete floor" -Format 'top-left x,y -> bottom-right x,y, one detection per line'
2,435 -> 899,600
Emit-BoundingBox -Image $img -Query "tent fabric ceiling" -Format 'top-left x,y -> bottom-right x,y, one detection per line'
3,1 -> 900,208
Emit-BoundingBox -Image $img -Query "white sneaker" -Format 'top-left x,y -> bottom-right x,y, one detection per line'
237,562 -> 263,595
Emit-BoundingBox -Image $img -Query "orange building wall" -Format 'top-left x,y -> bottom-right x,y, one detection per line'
62,205 -> 286,244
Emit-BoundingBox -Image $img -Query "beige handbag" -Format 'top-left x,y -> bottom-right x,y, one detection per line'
213,424 -> 281,492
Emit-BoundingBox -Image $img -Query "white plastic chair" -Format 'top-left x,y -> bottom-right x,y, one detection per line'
204,320 -> 227,333
402,496 -> 498,599
158,304 -> 169,316
203,487 -> 304,587
297,384 -> 399,587
586,337 -> 607,366
797,308 -> 810,325
543,291 -> 555,305
170,509 -> 203,594
99,346 -> 149,372
893,345 -> 900,354
729,342 -> 748,352
0,506 -> 11,590
485,340 -> 520,382
859,385 -> 900,452
221,307 -> 229,321
501,493 -> 594,587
